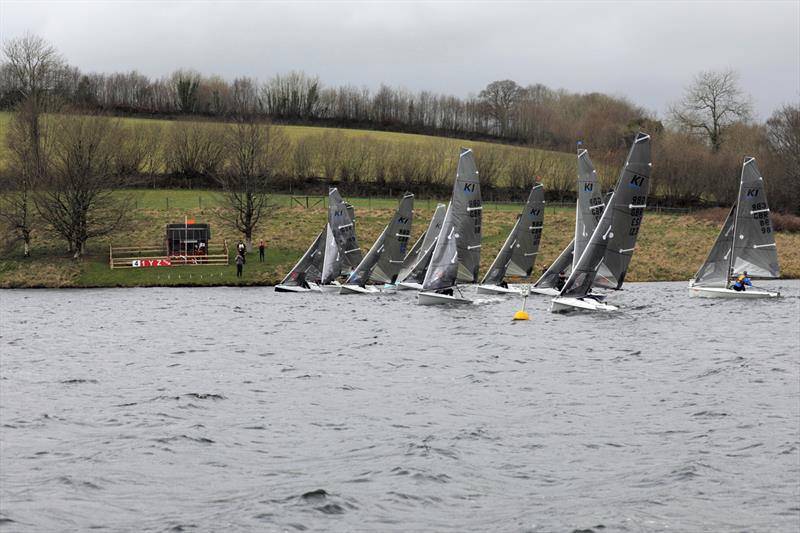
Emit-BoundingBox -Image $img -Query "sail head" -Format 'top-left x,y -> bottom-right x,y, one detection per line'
731,157 -> 780,278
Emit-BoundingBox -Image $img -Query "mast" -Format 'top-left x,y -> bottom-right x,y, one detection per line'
727,162 -> 744,288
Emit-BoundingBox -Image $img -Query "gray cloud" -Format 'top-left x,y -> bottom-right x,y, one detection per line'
1,0 -> 798,119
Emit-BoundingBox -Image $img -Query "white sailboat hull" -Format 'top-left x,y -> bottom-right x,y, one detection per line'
274,282 -> 321,293
319,282 -> 343,294
417,291 -> 472,306
339,284 -> 381,295
530,287 -> 560,296
397,281 -> 424,291
688,283 -> 780,299
476,284 -> 523,295
550,296 -> 618,313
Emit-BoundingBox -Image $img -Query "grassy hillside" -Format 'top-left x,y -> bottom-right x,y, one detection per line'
0,112 -> 592,191
1,189 -> 797,288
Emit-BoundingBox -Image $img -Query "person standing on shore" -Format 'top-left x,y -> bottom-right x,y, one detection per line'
258,239 -> 265,262
235,253 -> 244,278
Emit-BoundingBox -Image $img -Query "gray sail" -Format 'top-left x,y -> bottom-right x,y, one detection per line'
597,132 -> 652,289
421,203 -> 460,291
346,193 -> 414,286
693,206 -> 736,287
279,227 -> 325,286
482,218 -> 521,286
321,223 -> 343,285
371,193 -> 414,283
560,132 -> 652,297
337,203 -> 356,276
533,239 -> 574,288
482,184 -> 545,285
398,203 -> 446,284
397,231 -> 425,277
730,157 -> 780,279
328,188 -> 363,270
452,148 -> 482,283
574,149 -> 606,267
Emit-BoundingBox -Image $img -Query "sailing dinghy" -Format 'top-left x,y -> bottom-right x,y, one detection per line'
397,203 -> 447,291
531,148 -> 613,296
551,132 -> 652,313
478,183 -> 544,295
275,227 -> 325,292
418,148 -> 482,305
688,157 -> 780,298
340,193 -> 414,294
320,188 -> 363,293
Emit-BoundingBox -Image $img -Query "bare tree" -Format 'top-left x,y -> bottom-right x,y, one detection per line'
479,80 -> 523,136
34,114 -> 129,258
216,118 -> 288,249
766,104 -> 800,213
115,122 -> 162,179
670,69 -> 752,152
2,33 -> 65,179
0,108 -> 50,256
172,70 -> 200,113
165,121 -> 227,186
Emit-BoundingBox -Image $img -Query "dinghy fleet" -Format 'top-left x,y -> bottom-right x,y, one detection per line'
276,132 -> 783,311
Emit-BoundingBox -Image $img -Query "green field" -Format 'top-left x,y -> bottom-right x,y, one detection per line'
1,189 -> 798,288
0,111 -> 612,191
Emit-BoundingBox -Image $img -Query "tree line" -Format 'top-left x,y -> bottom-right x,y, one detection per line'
1,34 -> 798,260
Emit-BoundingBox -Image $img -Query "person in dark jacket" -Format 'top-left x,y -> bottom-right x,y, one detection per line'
556,270 -> 568,291
235,253 -> 244,277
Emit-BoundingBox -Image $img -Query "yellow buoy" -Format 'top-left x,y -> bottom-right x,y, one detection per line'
513,286 -> 531,320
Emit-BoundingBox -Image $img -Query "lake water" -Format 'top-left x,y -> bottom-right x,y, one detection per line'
1,281 -> 799,532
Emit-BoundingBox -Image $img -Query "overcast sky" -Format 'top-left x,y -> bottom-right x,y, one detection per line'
1,0 -> 798,120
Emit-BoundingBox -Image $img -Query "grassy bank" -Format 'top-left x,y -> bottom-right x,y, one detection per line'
0,112 -> 589,193
1,189 -> 798,288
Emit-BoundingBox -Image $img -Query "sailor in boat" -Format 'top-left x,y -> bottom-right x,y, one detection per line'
732,271 -> 752,292
499,280 -> 509,289
556,270 -> 567,291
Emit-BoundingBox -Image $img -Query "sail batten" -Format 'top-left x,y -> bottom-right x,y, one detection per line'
481,183 -> 545,286
321,189 -> 362,284
560,132 -> 652,298
730,157 -> 780,279
423,148 -> 482,291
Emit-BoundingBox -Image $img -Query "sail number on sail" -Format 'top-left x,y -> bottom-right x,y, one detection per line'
397,227 -> 411,251
629,194 -> 646,236
468,199 -> 482,235
751,201 -> 772,234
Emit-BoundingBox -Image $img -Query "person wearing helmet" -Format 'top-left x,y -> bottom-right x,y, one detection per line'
732,271 -> 752,292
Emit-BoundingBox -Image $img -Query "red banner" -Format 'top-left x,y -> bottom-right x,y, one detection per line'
132,259 -> 172,267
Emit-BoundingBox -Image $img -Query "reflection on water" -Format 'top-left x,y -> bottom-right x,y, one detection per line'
1,281 -> 799,531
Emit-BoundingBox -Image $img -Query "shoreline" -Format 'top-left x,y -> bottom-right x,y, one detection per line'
2,277 -> 797,290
